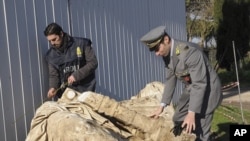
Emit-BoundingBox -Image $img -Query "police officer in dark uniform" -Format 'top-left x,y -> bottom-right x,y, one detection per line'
140,26 -> 222,141
44,23 -> 98,99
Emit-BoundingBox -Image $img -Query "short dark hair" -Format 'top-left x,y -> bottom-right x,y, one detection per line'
44,22 -> 63,36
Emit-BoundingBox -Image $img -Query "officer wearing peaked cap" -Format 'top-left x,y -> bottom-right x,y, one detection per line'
141,26 -> 223,141
140,26 -> 167,51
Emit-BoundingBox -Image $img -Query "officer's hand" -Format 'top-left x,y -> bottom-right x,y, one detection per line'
149,106 -> 164,119
47,88 -> 56,99
182,111 -> 196,134
68,75 -> 76,85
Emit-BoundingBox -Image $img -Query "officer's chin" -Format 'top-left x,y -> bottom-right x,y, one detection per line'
52,45 -> 61,48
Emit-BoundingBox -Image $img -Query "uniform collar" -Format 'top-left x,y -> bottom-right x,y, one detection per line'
170,38 -> 174,57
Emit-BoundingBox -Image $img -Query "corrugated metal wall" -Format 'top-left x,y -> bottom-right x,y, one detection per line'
0,0 -> 186,140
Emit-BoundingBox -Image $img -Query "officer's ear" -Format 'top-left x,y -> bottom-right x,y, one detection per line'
60,31 -> 64,37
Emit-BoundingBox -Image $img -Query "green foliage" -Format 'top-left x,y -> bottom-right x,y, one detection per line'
186,0 -> 215,47
218,69 -> 236,84
243,56 -> 250,69
218,68 -> 250,86
213,0 -> 225,31
214,0 -> 250,70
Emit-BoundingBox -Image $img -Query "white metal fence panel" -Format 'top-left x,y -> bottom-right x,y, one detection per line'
68,0 -> 186,100
0,0 -> 186,140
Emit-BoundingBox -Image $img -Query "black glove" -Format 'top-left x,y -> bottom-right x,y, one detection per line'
170,121 -> 186,136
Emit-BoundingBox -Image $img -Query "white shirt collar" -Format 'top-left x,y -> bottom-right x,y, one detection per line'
170,38 -> 174,57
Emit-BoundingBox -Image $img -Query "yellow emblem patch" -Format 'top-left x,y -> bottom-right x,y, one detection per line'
176,47 -> 180,55
76,46 -> 82,57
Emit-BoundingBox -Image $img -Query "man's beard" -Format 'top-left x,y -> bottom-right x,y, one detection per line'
52,34 -> 67,53
52,44 -> 61,48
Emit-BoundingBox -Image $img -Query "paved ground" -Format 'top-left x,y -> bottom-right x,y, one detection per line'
222,87 -> 250,111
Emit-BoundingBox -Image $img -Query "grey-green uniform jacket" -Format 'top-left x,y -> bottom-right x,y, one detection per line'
161,39 -> 223,115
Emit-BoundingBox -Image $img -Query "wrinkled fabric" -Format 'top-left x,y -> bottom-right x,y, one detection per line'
26,101 -> 123,141
25,102 -> 67,141
26,82 -> 196,141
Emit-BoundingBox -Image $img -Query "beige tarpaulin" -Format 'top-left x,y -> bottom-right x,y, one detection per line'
26,81 -> 195,141
25,101 -> 127,141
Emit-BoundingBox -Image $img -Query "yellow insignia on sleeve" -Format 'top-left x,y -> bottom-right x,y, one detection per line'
176,47 -> 180,55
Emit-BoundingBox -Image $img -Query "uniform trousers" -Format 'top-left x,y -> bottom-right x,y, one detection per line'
172,88 -> 214,141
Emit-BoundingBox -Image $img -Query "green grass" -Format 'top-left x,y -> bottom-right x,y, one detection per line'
211,104 -> 250,141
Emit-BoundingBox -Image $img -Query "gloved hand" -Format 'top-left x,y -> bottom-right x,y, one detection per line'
170,121 -> 186,136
